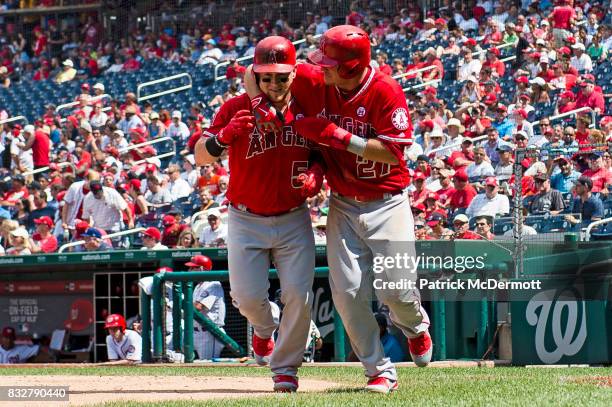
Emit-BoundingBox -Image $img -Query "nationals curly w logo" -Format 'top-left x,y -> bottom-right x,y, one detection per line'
525,289 -> 587,364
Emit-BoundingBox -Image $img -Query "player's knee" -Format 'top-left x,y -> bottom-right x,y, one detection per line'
279,285 -> 312,309
230,291 -> 269,313
377,289 -> 419,308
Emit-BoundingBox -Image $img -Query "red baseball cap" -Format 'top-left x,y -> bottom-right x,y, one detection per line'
514,109 -> 528,119
411,203 -> 426,213
129,179 -> 142,190
81,83 -> 90,90
143,227 -> 161,241
453,169 -> 468,182
485,177 -> 498,187
484,94 -> 497,105
560,91 -> 575,99
75,219 -> 90,233
413,171 -> 426,181
465,38 -> 477,47
162,215 -> 176,226
422,86 -> 437,95
425,192 -> 439,200
1,326 -> 16,339
488,47 -> 500,56
515,76 -> 529,84
420,119 -> 435,131
435,18 -> 446,25
34,216 -> 53,228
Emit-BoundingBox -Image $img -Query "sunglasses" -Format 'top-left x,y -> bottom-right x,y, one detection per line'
261,76 -> 290,84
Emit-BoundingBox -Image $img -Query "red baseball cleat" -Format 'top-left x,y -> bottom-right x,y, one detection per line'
408,331 -> 433,367
365,376 -> 398,394
252,334 -> 274,366
273,375 -> 298,392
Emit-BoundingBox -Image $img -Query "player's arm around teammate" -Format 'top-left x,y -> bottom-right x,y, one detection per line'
243,66 -> 399,166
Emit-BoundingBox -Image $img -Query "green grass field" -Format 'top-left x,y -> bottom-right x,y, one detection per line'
2,366 -> 611,406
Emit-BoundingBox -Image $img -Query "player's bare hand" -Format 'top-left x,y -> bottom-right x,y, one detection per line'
251,93 -> 284,134
297,162 -> 325,198
217,109 -> 255,145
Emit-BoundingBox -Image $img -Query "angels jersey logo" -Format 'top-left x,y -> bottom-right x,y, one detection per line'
391,108 -> 409,131
356,106 -> 366,117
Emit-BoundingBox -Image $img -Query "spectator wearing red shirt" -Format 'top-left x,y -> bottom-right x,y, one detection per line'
345,5 -> 364,26
31,216 -> 58,253
575,78 -> 605,114
482,47 -> 505,78
376,52 -> 392,76
32,27 -> 47,57
22,128 -> 50,169
582,152 -> 612,195
574,115 -> 591,145
33,61 -> 51,81
436,169 -> 456,203
536,56 -> 557,82
451,214 -> 482,240
446,169 -> 477,210
448,139 -> 475,170
422,48 -> 444,81
556,91 -> 576,114
225,60 -> 246,80
549,0 -> 576,47
410,172 -> 432,206
82,16 -> 102,48
0,176 -> 29,207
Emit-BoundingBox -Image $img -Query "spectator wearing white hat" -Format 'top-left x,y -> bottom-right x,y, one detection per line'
93,83 -> 105,96
148,111 -> 166,138
198,209 -> 227,247
166,111 -> 190,141
570,43 -> 592,72
182,155 -> 199,187
6,227 -> 32,256
55,59 -> 77,83
10,125 -> 34,173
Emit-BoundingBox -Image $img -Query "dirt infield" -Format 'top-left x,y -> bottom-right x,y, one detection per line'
0,375 -> 340,406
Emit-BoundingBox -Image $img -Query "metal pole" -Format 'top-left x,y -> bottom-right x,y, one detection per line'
182,281 -> 194,363
333,307 -> 346,362
477,292 -> 488,358
140,289 -> 152,363
152,274 -> 164,360
172,282 -> 183,352
512,152 -> 524,279
431,291 -> 446,361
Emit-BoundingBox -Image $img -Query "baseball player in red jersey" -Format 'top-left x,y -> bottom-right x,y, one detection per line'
245,26 -> 432,394
194,36 -> 323,393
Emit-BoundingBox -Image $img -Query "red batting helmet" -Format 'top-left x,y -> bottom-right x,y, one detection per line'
104,314 -> 126,332
253,36 -> 296,74
308,25 -> 371,79
156,266 -> 173,273
185,255 -> 213,270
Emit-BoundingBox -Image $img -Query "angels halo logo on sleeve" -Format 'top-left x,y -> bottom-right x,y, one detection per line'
391,108 -> 409,131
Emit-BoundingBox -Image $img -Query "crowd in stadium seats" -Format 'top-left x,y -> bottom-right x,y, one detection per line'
0,0 -> 611,256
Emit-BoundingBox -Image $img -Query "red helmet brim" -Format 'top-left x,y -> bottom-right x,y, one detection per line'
308,49 -> 339,68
